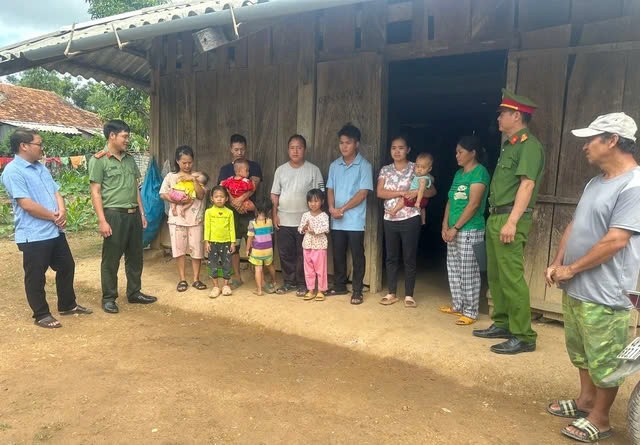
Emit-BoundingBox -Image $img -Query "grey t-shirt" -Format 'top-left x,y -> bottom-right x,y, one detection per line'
271,161 -> 324,227
562,167 -> 640,309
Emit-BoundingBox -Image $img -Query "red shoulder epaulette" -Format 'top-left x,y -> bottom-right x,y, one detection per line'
94,151 -> 108,159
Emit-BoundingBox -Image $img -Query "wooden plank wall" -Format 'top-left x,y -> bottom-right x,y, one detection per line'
147,0 -> 640,302
314,54 -> 385,290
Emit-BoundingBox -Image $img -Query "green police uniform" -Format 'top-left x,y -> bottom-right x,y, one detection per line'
486,90 -> 545,345
88,149 -> 143,302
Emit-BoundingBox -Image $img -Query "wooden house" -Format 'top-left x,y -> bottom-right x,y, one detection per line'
2,0 -> 640,318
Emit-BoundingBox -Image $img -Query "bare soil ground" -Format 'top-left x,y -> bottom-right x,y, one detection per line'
0,233 -> 636,444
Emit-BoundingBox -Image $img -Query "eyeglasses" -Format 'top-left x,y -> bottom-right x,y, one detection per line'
27,142 -> 45,149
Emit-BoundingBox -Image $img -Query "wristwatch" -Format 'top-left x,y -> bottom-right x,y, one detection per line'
453,225 -> 461,231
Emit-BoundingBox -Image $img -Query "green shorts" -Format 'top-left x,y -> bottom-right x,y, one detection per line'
563,292 -> 630,388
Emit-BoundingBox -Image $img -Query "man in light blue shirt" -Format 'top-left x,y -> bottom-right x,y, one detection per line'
1,129 -> 92,329
326,123 -> 374,304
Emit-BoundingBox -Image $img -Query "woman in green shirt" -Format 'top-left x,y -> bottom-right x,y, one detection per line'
440,136 -> 491,325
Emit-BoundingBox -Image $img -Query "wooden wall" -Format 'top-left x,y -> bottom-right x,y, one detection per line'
150,0 -> 640,304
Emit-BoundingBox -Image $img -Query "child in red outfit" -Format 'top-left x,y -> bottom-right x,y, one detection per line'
220,159 -> 255,212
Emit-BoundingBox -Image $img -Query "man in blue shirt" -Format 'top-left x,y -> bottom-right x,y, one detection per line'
326,123 -> 374,304
1,129 -> 92,328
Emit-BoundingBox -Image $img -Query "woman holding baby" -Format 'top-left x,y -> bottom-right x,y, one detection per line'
160,145 -> 209,292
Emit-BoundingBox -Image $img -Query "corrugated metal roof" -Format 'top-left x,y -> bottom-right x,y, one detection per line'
0,0 -> 372,89
0,120 -> 84,135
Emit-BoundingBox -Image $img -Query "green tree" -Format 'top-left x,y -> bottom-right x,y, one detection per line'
85,0 -> 167,19
7,68 -> 77,101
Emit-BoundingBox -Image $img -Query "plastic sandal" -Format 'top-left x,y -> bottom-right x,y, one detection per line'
439,306 -> 462,316
177,281 -> 189,292
455,315 -> 476,325
379,294 -> 399,305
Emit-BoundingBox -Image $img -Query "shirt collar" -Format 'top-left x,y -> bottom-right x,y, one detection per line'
504,128 -> 529,146
339,152 -> 362,166
13,155 -> 38,169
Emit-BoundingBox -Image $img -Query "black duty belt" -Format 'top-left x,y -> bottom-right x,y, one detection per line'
489,206 -> 533,215
105,207 -> 138,214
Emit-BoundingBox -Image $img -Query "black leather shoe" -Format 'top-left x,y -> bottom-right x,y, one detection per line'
128,293 -> 158,304
472,324 -> 512,339
490,337 -> 536,355
102,301 -> 119,314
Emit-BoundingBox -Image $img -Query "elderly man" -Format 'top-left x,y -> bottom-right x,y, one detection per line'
473,89 -> 545,355
545,113 -> 640,443
1,129 -> 92,328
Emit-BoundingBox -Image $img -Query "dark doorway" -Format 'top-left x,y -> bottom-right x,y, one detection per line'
385,51 -> 507,274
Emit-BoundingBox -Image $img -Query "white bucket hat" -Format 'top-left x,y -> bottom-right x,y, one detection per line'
571,112 -> 637,142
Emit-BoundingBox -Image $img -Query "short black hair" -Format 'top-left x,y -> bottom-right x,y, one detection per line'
255,198 -> 273,216
601,132 -> 638,155
230,134 -> 247,146
210,185 -> 228,199
520,111 -> 532,124
103,119 -> 130,139
288,134 -> 307,148
10,128 -> 37,154
306,188 -> 325,203
338,123 -> 361,142
389,134 -> 410,147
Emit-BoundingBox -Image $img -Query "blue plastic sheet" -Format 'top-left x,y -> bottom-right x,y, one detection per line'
141,157 -> 164,247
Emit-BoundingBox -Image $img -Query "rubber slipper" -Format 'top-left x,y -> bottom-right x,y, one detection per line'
303,291 -> 316,301
561,418 -> 613,443
296,287 -> 308,297
35,315 -> 62,329
379,294 -> 399,305
276,284 -> 296,295
455,315 -> 476,325
547,400 -> 589,419
59,305 -> 93,315
177,280 -> 189,292
192,280 -> 207,290
404,297 -> 417,308
315,292 -> 326,302
350,293 -> 363,305
439,305 -> 462,316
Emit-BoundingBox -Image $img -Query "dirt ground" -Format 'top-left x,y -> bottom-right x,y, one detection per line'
0,233 -> 637,444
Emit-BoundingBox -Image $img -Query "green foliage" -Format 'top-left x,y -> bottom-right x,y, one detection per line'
85,0 -> 167,19
7,68 -> 77,100
0,131 -> 147,157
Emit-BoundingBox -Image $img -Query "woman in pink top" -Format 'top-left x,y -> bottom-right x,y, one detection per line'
377,136 -> 437,308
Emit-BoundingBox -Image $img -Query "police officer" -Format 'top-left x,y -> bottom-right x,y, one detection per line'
472,89 -> 544,354
89,119 -> 157,313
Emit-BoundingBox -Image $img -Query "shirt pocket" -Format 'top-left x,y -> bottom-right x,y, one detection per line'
498,154 -> 517,170
105,166 -> 122,178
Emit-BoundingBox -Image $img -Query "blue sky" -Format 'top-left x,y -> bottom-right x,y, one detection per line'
0,0 -> 91,49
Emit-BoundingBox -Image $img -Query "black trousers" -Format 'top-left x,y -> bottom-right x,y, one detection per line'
384,216 -> 421,296
102,209 -> 143,302
17,233 -> 77,321
277,226 -> 305,287
331,230 -> 366,293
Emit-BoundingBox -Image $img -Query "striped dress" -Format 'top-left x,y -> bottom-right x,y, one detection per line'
247,218 -> 274,264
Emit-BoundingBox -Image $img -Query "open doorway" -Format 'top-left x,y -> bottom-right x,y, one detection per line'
385,50 -> 507,282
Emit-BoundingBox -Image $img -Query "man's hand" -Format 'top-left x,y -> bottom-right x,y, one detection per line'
54,210 -> 67,229
552,265 -> 576,283
205,241 -> 211,254
229,244 -> 236,254
544,264 -> 560,287
499,221 -> 517,244
443,227 -> 457,243
141,214 -> 148,229
414,202 -> 421,209
246,247 -> 252,257
98,219 -> 112,238
329,207 -> 343,219
273,214 -> 280,230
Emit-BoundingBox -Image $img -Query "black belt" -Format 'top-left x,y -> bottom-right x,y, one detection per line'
105,207 -> 138,214
489,206 -> 533,215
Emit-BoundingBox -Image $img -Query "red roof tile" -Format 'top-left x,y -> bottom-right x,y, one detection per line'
0,83 -> 102,130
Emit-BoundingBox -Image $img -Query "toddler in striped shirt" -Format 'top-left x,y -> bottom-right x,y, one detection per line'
246,198 -> 278,295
